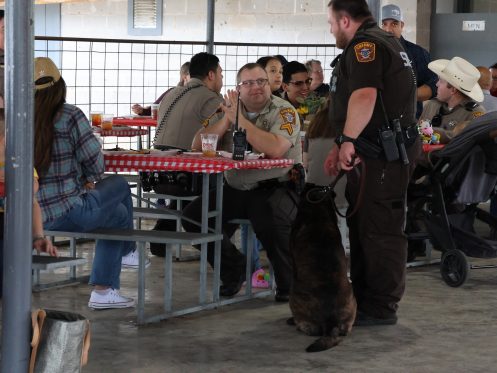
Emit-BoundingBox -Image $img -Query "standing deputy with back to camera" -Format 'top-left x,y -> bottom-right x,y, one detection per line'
324,0 -> 421,326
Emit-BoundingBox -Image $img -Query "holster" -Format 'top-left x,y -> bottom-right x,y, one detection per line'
354,124 -> 418,161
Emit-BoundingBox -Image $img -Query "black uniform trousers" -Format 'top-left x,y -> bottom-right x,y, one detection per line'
182,183 -> 299,291
346,139 -> 421,318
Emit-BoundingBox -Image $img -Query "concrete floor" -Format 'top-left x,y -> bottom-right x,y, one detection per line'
16,240 -> 497,373
3,213 -> 497,373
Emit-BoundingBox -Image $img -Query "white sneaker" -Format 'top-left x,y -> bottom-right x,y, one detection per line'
88,289 -> 135,310
121,249 -> 151,269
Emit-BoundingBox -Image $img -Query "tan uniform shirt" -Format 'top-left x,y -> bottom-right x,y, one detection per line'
154,78 -> 223,150
223,95 -> 302,191
420,98 -> 486,143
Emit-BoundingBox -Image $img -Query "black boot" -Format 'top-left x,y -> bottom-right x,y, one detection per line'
150,219 -> 177,257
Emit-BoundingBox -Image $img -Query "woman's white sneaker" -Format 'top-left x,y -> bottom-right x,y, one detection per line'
88,289 -> 135,310
121,249 -> 151,269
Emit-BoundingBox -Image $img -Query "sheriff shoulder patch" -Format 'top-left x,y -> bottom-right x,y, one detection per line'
279,108 -> 296,136
354,42 -> 376,63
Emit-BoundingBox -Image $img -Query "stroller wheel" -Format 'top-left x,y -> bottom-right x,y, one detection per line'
440,249 -> 470,287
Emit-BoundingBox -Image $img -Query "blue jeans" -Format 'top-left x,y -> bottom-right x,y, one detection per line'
240,224 -> 261,271
44,175 -> 134,289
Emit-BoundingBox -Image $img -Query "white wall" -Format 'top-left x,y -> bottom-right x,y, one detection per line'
60,0 -> 417,45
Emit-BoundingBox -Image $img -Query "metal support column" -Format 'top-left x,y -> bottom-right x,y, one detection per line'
206,0 -> 215,54
2,0 -> 35,371
367,0 -> 381,23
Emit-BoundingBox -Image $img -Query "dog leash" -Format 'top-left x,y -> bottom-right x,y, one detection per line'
305,160 -> 366,219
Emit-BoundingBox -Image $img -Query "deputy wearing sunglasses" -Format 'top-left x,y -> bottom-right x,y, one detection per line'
281,61 -> 312,110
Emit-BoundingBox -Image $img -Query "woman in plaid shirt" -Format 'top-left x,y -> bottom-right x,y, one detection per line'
34,57 -> 147,309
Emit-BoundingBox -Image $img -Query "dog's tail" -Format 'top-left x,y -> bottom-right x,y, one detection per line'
305,327 -> 341,353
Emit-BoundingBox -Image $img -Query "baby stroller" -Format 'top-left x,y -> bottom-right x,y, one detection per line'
406,111 -> 497,287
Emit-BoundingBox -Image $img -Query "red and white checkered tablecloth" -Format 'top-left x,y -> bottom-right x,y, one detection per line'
96,128 -> 149,137
104,153 -> 294,173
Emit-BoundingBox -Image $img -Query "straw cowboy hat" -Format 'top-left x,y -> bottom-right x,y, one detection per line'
428,56 -> 484,103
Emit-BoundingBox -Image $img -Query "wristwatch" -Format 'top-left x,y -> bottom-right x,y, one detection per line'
335,134 -> 356,147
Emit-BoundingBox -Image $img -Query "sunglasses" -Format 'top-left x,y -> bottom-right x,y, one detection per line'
288,78 -> 312,87
238,78 -> 268,88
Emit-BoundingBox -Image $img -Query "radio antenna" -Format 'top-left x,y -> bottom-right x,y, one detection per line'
234,93 -> 240,131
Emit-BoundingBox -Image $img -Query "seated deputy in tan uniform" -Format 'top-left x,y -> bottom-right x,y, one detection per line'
148,52 -> 224,257
153,52 -> 224,150
420,56 -> 485,143
183,63 -> 302,302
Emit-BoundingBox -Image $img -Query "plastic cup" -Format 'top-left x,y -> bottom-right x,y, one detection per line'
200,133 -> 218,157
90,112 -> 103,127
101,114 -> 113,131
151,104 -> 159,120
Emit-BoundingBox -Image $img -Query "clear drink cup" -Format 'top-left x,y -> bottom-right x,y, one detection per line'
200,133 -> 218,157
90,112 -> 103,126
101,114 -> 113,130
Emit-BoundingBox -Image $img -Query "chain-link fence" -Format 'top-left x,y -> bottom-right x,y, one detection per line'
35,36 -> 338,149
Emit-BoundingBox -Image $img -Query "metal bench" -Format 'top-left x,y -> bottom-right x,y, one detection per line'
140,192 -> 199,261
45,228 -> 222,324
32,255 -> 87,292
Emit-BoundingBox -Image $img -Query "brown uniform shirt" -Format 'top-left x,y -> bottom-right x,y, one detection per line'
328,20 -> 416,144
154,78 -> 223,150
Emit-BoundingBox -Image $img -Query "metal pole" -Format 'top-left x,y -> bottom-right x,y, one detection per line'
2,0 -> 34,371
206,0 -> 215,54
367,0 -> 381,23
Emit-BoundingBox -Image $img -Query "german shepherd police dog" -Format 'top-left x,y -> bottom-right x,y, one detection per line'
288,183 -> 356,352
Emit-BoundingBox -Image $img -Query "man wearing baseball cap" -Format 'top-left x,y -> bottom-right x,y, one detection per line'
381,4 -> 437,118
420,56 -> 486,143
